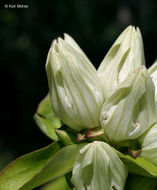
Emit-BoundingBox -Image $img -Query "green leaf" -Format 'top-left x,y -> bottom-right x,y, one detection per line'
41,176 -> 71,190
125,175 -> 157,190
34,94 -> 62,140
115,148 -> 157,178
55,129 -> 76,146
19,143 -> 85,190
0,142 -> 60,190
0,143 -> 86,190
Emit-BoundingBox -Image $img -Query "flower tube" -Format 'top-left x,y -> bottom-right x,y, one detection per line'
98,25 -> 145,98
100,66 -> 157,144
149,60 -> 157,104
139,123 -> 157,166
46,34 -> 104,131
71,141 -> 127,190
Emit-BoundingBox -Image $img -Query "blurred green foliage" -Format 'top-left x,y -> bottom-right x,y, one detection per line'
0,0 -> 157,170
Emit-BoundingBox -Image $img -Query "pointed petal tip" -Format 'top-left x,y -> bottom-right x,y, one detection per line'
64,33 -> 70,39
126,25 -> 141,33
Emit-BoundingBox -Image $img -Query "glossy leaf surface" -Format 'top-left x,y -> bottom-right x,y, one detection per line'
34,94 -> 62,140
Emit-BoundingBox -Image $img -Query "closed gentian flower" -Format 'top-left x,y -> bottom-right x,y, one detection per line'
139,123 -> 157,166
71,141 -> 127,190
149,60 -> 157,104
98,25 -> 145,99
46,34 -> 104,131
100,66 -> 157,144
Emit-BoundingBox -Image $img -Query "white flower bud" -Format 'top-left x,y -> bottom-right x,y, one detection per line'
100,66 -> 157,144
71,141 -> 127,190
139,123 -> 157,166
46,34 -> 104,131
98,25 -> 145,98
149,60 -> 157,104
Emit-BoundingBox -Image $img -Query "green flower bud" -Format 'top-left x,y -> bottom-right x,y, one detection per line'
46,34 -> 104,131
98,25 -> 145,98
100,66 -> 157,144
71,141 -> 127,190
149,60 -> 157,103
139,123 -> 157,166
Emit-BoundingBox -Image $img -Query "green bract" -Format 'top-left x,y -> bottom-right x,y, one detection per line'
46,34 -> 104,131
100,66 -> 157,144
139,123 -> 157,166
149,60 -> 157,104
98,25 -> 145,99
71,141 -> 128,190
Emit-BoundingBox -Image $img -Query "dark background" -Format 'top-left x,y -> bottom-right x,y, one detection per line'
0,0 -> 157,169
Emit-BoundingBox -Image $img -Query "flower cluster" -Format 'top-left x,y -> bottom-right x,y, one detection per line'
46,26 -> 157,190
